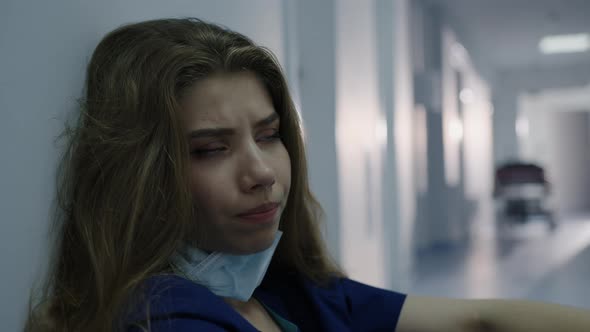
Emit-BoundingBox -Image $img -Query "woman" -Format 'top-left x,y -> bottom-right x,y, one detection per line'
26,18 -> 590,331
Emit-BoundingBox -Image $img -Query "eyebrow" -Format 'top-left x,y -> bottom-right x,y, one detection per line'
187,112 -> 279,139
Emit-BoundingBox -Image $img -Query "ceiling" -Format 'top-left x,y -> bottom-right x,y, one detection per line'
428,0 -> 590,73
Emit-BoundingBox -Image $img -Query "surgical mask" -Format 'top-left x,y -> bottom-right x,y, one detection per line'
169,231 -> 282,302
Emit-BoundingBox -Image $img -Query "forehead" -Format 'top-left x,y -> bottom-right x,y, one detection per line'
180,71 -> 274,128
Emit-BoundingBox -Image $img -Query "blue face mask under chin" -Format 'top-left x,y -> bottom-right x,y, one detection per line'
169,231 -> 283,302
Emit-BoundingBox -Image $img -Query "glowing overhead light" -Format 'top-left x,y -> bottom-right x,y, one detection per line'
449,118 -> 464,142
450,42 -> 469,68
539,33 -> 590,54
516,115 -> 529,138
375,113 -> 388,147
459,88 -> 475,104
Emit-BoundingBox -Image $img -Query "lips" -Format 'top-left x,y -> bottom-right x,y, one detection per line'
238,202 -> 280,216
237,202 -> 280,224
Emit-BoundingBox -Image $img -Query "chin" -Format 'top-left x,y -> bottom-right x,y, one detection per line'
234,230 -> 279,255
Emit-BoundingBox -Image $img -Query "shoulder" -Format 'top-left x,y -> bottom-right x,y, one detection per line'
265,269 -> 407,312
124,274 -> 253,332
315,277 -> 407,326
261,271 -> 407,331
296,274 -> 407,307
130,274 -> 221,316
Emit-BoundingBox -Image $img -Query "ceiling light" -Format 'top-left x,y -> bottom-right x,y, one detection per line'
459,88 -> 475,104
539,33 -> 590,54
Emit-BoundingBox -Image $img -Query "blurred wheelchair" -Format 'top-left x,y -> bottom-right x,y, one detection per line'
493,162 -> 557,231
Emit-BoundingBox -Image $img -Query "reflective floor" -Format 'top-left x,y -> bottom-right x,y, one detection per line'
410,211 -> 590,309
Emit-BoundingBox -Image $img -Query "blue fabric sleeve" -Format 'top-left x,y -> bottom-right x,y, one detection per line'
127,317 -> 228,332
125,275 -> 257,332
340,278 -> 407,331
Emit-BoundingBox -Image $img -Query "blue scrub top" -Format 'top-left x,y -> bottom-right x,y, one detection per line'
126,269 -> 406,331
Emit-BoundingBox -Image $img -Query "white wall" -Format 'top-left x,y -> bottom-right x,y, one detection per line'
543,112 -> 590,216
335,0 -> 388,287
289,0 -> 416,290
520,86 -> 590,217
390,0 -> 416,290
330,0 -> 416,290
445,28 -> 494,238
290,0 -> 342,263
0,1 -> 285,330
410,3 -> 494,252
493,64 -> 590,165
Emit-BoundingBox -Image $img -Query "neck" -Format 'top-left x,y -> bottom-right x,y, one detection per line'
224,297 -> 258,314
224,297 -> 251,306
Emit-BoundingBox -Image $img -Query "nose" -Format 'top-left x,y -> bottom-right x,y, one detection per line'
239,146 -> 276,193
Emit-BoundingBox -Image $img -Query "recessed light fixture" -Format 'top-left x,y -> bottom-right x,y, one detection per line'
459,88 -> 475,104
539,33 -> 590,54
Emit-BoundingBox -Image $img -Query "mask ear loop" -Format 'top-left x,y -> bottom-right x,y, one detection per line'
170,249 -> 223,281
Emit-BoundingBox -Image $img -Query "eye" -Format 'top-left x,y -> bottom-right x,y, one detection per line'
257,129 -> 282,142
191,146 -> 227,158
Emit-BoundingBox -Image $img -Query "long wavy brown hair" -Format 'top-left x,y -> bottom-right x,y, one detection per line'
25,17 -> 343,332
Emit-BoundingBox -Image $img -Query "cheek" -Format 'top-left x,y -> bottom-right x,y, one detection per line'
278,148 -> 292,192
189,168 -> 228,215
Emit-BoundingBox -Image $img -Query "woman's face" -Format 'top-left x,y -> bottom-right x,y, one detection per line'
181,71 -> 291,254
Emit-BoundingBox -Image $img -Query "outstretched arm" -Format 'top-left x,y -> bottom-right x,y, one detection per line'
396,295 -> 590,332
